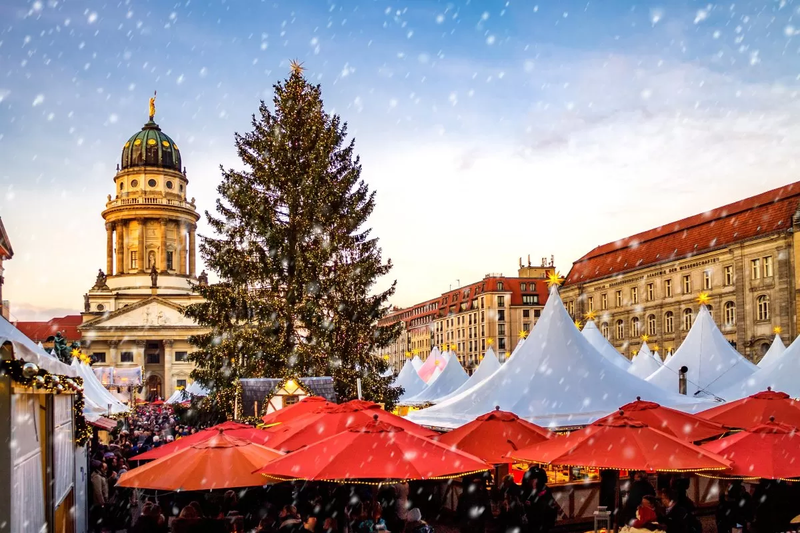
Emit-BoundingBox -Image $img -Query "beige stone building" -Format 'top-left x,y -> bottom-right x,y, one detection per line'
377,259 -> 553,372
78,107 -> 207,401
560,182 -> 800,361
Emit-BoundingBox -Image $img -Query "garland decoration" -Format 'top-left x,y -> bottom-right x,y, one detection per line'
0,358 -> 91,446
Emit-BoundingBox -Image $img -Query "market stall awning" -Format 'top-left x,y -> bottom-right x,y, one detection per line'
118,432 -> 283,491
511,412 -> 730,473
89,416 -> 118,431
593,398 -> 726,442
698,389 -> 800,429
0,317 -> 77,377
256,416 -> 489,482
436,408 -> 551,464
701,418 -> 800,480
131,421 -> 265,461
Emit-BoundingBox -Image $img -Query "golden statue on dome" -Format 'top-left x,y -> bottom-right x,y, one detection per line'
149,90 -> 157,121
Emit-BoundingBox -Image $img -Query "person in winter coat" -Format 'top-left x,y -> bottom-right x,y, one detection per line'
524,468 -> 559,533
457,476 -> 491,533
660,489 -> 693,533
716,481 -> 753,533
624,472 -> 657,526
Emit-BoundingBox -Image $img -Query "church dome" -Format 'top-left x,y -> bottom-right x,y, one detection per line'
120,120 -> 182,172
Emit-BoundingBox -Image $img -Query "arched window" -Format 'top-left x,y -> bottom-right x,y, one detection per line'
630,317 -> 640,337
664,311 -> 674,334
601,322 -> 610,339
683,308 -> 693,331
724,301 -> 736,326
616,320 -> 625,340
757,295 -> 770,321
647,314 -> 657,336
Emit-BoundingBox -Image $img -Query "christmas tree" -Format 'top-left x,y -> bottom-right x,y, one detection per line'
185,62 -> 401,414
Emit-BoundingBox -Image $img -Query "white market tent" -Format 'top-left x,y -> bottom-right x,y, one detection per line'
638,341 -> 652,358
718,336 -> 800,400
410,356 -> 424,372
391,360 -> 428,401
757,335 -> 786,368
507,337 -> 525,359
646,306 -> 758,398
663,350 -> 673,364
628,350 -> 662,380
71,359 -> 128,419
427,366 -> 442,384
652,351 -> 662,363
185,380 -> 209,396
407,286 -> 706,428
581,320 -> 630,369
165,389 -> 188,405
417,347 -> 447,383
165,380 -> 210,405
402,354 -> 469,406
435,347 -> 501,404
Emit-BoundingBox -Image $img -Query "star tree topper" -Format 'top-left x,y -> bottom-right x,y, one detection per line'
289,59 -> 305,75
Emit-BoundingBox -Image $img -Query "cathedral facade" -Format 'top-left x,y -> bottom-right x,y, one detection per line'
79,104 -> 207,401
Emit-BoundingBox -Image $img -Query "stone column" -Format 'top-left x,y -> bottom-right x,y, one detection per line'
189,224 -> 196,277
137,218 -> 146,272
178,222 -> 187,275
159,218 -> 168,273
163,339 -> 174,399
109,340 -> 119,364
115,222 -> 124,274
105,223 -> 114,274
135,339 -> 146,367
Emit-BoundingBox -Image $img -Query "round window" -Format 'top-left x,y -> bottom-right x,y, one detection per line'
97,304 -> 105,311
166,181 -> 174,189
131,179 -> 139,187
148,179 -> 157,187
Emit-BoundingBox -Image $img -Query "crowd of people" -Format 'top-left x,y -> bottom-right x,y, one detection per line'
88,405 -> 800,533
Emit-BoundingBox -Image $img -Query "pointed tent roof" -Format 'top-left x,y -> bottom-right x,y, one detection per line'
417,347 -> 447,382
639,341 -> 652,357
628,350 -> 662,380
757,335 -> 786,368
652,351 -> 662,362
717,336 -> 800,400
581,320 -> 630,369
436,347 -> 502,404
185,380 -> 209,396
392,360 -> 428,401
402,353 -> 469,406
647,306 -> 758,397
427,366 -> 442,384
663,351 -> 673,364
165,389 -> 188,405
408,287 -> 706,428
410,356 -> 424,371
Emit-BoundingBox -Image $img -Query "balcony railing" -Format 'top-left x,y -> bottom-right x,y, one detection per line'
106,196 -> 196,209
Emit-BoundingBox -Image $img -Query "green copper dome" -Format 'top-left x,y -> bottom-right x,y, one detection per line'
120,121 -> 182,171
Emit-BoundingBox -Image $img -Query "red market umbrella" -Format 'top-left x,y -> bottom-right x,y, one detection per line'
151,399 -> 165,405
701,418 -> 800,480
261,400 -> 438,451
698,389 -> 800,429
118,432 -> 284,490
131,421 -> 267,461
261,396 -> 333,426
510,412 -> 730,473
436,408 -> 552,464
255,416 -> 489,482
594,397 -> 726,442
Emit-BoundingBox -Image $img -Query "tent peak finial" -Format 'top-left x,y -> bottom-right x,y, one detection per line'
636,396 -> 641,401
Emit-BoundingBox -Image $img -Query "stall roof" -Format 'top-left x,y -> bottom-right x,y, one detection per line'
0,316 -> 76,377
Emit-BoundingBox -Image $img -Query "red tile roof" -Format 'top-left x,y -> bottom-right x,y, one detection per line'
15,315 -> 83,343
565,181 -> 800,286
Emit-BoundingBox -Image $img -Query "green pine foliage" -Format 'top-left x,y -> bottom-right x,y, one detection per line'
184,66 -> 402,413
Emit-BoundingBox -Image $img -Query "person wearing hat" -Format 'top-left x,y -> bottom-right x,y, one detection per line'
523,468 -> 559,533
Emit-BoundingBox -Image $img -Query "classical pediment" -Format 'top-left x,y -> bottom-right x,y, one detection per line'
81,297 -> 199,329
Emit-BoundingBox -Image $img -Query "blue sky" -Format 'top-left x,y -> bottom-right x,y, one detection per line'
1,0 -> 799,319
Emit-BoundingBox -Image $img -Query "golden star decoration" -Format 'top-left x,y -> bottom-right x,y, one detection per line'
641,334 -> 650,342
584,310 -> 597,321
652,344 -> 660,351
547,271 -> 565,288
289,59 -> 305,75
71,348 -> 81,358
486,338 -> 494,346
697,292 -> 711,305
405,351 -> 411,358
382,355 -> 390,361
518,330 -> 529,339
774,326 -> 782,335
574,319 -> 583,330
412,349 -> 419,355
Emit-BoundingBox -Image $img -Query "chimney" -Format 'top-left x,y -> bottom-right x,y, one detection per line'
519,257 -> 523,268
678,366 -> 688,395
527,254 -> 531,267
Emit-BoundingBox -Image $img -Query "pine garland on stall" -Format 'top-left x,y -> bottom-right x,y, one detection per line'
0,359 -> 92,445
